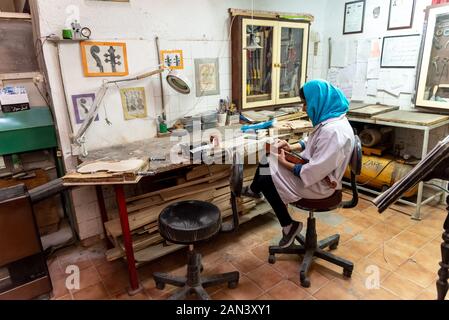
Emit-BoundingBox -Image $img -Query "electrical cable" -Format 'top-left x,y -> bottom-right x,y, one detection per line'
356,160 -> 395,187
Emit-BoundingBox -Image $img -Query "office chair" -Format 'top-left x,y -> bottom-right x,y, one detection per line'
268,136 -> 362,288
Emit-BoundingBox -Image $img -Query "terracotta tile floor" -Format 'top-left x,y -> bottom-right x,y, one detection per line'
47,198 -> 448,300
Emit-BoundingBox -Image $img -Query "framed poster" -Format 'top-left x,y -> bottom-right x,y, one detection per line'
160,50 -> 184,70
380,34 -> 420,68
80,41 -> 129,77
343,0 -> 366,34
71,93 -> 99,124
388,0 -> 416,30
194,58 -> 220,97
120,87 -> 148,120
416,4 -> 449,110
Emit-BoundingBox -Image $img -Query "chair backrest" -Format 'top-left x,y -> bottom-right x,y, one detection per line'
342,135 -> 362,209
350,136 -> 363,176
221,150 -> 243,232
229,151 -> 243,197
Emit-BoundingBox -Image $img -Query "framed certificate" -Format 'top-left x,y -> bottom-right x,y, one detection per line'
388,0 -> 416,30
380,34 -> 420,68
343,0 -> 366,35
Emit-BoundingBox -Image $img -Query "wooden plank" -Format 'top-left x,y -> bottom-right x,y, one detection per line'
185,165 -> 230,181
372,110 -> 449,126
105,247 -> 124,262
127,195 -> 164,213
134,243 -> 186,263
0,72 -> 41,81
229,8 -> 314,21
160,178 -> 230,201
119,233 -> 163,253
0,12 -> 31,19
348,105 -> 399,118
127,169 -> 230,203
349,102 -> 368,110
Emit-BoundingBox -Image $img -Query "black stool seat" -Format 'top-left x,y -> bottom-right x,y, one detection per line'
294,190 -> 342,212
158,201 -> 221,244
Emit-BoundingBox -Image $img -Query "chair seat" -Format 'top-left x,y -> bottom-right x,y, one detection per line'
293,191 -> 342,212
158,200 -> 221,244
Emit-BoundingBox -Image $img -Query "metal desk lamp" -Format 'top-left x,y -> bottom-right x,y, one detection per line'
71,67 -> 191,156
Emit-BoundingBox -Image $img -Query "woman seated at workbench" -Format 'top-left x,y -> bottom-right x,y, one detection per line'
243,79 -> 355,248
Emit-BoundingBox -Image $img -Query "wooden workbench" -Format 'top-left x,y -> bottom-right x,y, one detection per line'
62,124 -> 310,295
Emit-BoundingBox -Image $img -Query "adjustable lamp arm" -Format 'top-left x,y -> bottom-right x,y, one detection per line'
71,67 -> 165,150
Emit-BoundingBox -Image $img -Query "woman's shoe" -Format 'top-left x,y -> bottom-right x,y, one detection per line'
241,186 -> 264,199
278,221 -> 303,248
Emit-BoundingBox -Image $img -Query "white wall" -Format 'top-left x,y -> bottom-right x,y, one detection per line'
36,0 -> 326,240
323,0 -> 432,109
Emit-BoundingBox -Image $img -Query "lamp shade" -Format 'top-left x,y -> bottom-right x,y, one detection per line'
166,70 -> 191,94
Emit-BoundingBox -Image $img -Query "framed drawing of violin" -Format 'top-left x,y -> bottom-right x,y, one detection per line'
80,41 -> 129,77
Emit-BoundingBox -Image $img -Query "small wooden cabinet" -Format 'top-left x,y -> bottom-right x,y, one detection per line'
231,15 -> 310,110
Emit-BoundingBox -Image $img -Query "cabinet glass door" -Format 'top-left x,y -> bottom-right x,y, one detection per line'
277,22 -> 309,104
416,7 -> 449,110
242,19 -> 277,109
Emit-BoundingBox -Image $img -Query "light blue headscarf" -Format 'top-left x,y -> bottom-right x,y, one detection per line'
302,80 -> 349,127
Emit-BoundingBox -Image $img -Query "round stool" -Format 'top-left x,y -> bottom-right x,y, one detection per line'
158,201 -> 221,244
153,200 -> 239,300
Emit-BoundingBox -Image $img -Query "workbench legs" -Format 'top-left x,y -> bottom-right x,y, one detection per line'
96,186 -> 113,249
115,185 -> 143,295
436,196 -> 449,300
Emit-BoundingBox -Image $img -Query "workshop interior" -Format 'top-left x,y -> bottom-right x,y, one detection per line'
1,0 -> 449,302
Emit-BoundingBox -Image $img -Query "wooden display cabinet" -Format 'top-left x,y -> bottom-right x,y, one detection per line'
231,15 -> 310,110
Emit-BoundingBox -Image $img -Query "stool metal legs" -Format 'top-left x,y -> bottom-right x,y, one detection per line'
153,246 -> 239,300
268,213 -> 353,288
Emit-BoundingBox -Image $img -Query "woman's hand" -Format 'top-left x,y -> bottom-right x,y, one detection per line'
274,139 -> 291,152
277,149 -> 295,171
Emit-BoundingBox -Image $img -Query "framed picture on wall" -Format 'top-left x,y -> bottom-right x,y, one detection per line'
380,34 -> 421,68
120,87 -> 148,120
343,0 -> 366,34
80,41 -> 129,77
388,0 -> 416,30
194,58 -> 220,97
415,4 -> 449,110
160,50 -> 184,70
71,93 -> 99,124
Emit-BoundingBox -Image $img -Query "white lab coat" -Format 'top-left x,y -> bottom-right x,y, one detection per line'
269,115 -> 355,204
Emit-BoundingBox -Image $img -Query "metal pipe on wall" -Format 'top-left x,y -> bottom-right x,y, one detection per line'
155,36 -> 166,121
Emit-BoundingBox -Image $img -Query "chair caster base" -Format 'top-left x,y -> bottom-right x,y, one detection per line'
155,281 -> 165,290
300,276 -> 311,288
228,281 -> 238,289
268,255 -> 276,264
343,268 -> 353,278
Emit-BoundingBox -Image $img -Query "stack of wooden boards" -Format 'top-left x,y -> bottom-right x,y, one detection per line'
104,164 -> 271,263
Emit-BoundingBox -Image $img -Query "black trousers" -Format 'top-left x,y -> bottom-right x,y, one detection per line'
250,163 -> 293,227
